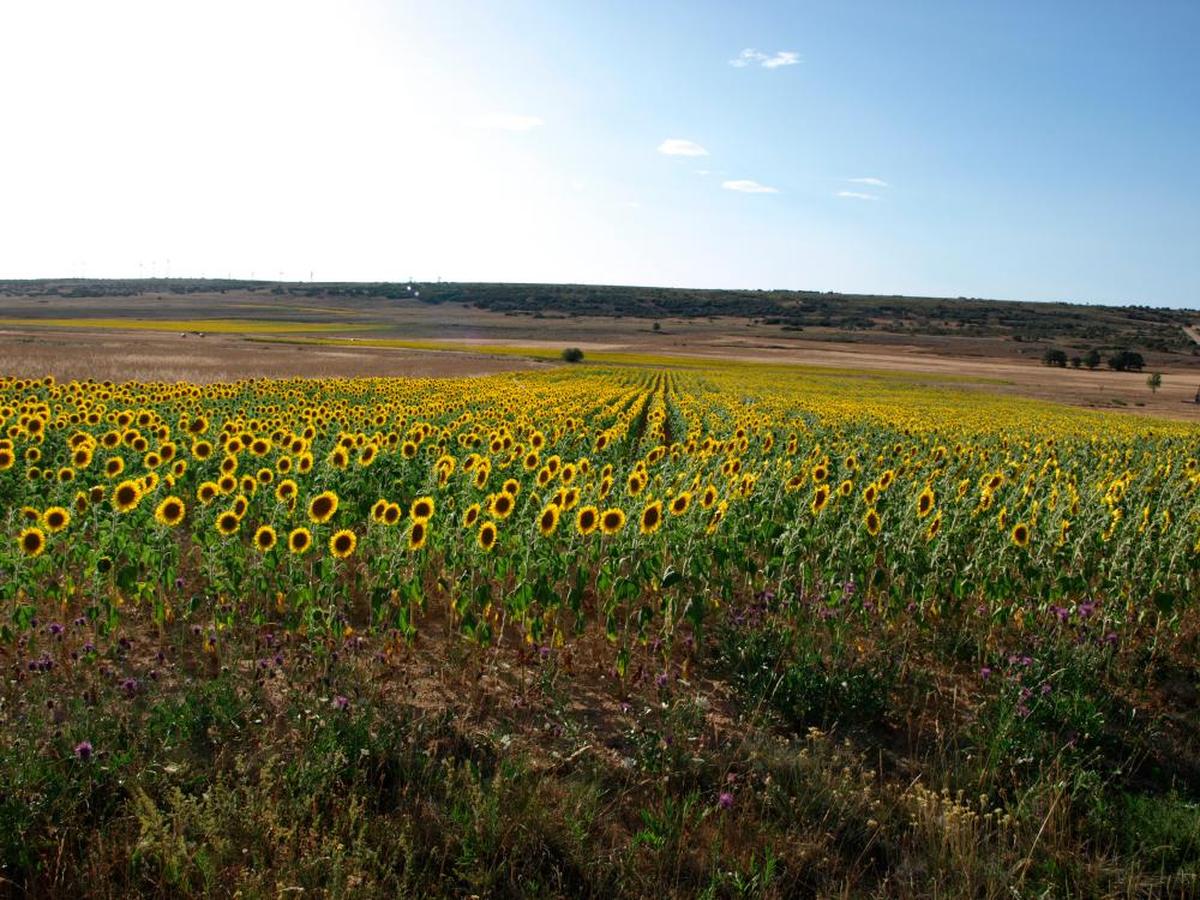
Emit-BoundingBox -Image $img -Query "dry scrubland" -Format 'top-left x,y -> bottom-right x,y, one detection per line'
3,354 -> 1200,898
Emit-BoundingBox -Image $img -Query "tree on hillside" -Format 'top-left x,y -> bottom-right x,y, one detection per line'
1042,349 -> 1068,367
561,347 -> 585,363
1108,350 -> 1145,372
1084,349 -> 1102,370
1147,372 -> 1162,394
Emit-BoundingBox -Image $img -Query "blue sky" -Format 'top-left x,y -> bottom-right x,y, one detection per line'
1,1 -> 1197,306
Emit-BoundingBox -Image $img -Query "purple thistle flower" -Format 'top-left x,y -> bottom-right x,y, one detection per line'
48,622 -> 64,637
655,672 -> 669,689
75,741 -> 93,761
980,666 -> 992,680
333,695 -> 350,712
718,791 -> 734,810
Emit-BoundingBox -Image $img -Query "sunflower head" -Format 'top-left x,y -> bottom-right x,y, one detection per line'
576,505 -> 598,535
477,520 -> 497,552
600,508 -> 626,535
288,527 -> 312,555
155,496 -> 186,527
308,490 -> 339,524
43,506 -> 70,532
538,504 -> 560,536
255,525 -> 278,552
18,527 -> 46,557
330,529 -> 357,558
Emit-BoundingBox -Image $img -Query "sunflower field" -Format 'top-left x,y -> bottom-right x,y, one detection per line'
4,365 -> 1200,895
3,368 -> 1197,650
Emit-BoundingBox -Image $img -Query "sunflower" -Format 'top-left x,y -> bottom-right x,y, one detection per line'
330,529 -> 356,558
700,485 -> 718,509
925,510 -> 943,541
197,481 -> 219,505
669,492 -> 691,516
154,496 -> 186,527
308,490 -> 339,524
706,501 -> 728,535
371,499 -> 388,522
216,511 -> 240,535
477,520 -> 498,552
410,496 -> 435,522
462,503 -> 481,528
810,484 -> 830,515
232,495 -> 249,518
639,500 -> 663,535
538,503 -> 560,536
288,527 -> 312,555
503,478 -> 520,497
275,479 -> 298,503
383,502 -> 402,526
1011,522 -> 1030,548
254,525 -> 278,552
42,506 -> 70,532
862,483 -> 878,506
18,526 -> 46,557
916,486 -> 935,519
600,508 -> 626,535
407,520 -> 428,551
112,479 -> 142,513
864,507 -> 882,537
838,479 -> 853,497
576,505 -> 599,535
488,492 -> 514,519
105,456 -> 125,477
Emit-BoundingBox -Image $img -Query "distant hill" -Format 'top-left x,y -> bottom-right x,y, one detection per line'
1,277 -> 1196,355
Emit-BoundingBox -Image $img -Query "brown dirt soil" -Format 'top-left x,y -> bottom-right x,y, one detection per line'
0,328 -> 544,382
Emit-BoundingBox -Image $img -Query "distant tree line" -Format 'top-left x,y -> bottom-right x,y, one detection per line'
1043,347 -> 1144,371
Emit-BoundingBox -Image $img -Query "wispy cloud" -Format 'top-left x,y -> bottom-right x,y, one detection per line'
847,177 -> 888,187
730,49 -> 800,69
723,179 -> 779,194
694,169 -> 711,176
468,113 -> 544,132
657,138 -> 709,157
837,191 -> 878,200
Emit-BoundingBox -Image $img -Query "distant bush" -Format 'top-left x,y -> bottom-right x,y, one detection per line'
561,347 -> 585,363
1108,350 -> 1145,372
1042,349 -> 1068,367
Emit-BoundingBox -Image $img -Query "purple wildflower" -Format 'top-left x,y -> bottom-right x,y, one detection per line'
75,741 -> 93,761
718,791 -> 734,810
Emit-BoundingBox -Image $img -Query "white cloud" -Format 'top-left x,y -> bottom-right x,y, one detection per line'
730,48 -> 800,69
723,179 -> 779,194
847,177 -> 888,187
837,191 -> 878,200
657,138 -> 709,157
469,113 -> 544,132
694,169 -> 711,176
